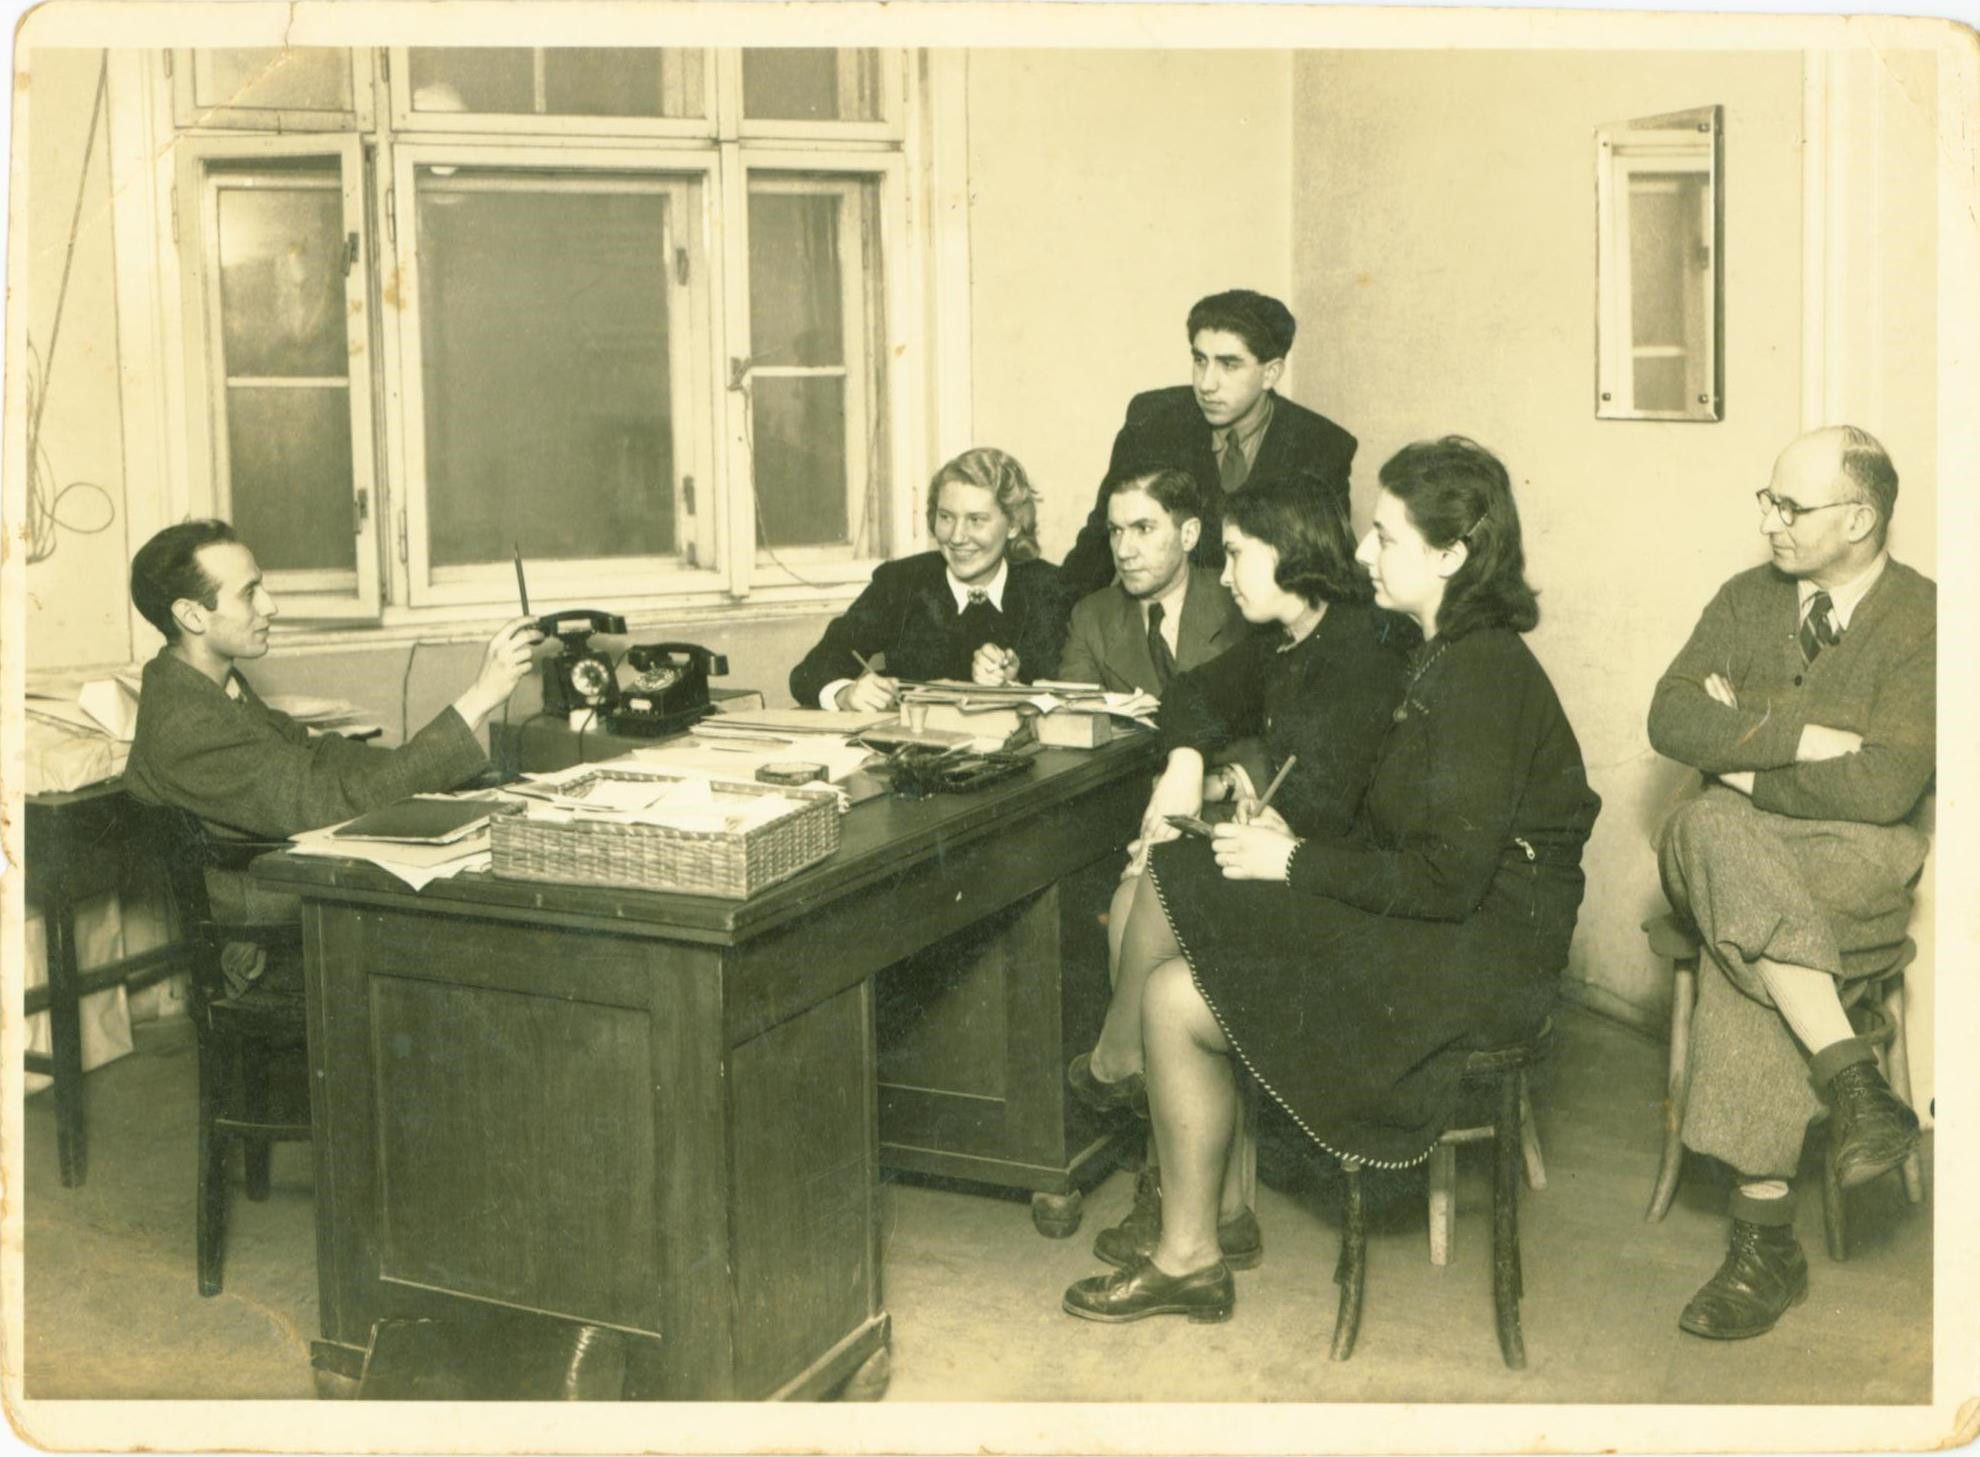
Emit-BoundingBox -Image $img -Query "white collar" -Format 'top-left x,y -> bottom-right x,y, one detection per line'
948,557 -> 1009,612
1799,551 -> 1888,631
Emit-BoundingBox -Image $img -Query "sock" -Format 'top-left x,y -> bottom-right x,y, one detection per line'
1752,958 -> 1856,1053
1730,1180 -> 1798,1226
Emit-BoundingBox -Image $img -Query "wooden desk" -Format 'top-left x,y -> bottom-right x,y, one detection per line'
254,739 -> 1152,1400
23,782 -> 186,1187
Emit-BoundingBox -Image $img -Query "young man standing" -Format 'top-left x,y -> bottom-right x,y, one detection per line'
1060,289 -> 1357,598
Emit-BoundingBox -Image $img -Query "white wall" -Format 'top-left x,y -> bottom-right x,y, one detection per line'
23,48 -> 129,670
965,50 -> 1295,558
1291,49 -> 1940,1083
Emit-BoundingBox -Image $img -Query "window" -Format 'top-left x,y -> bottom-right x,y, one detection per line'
169,46 -> 931,625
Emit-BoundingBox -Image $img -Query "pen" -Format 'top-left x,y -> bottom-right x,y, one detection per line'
1256,754 -> 1298,814
850,649 -> 876,676
513,543 -> 531,616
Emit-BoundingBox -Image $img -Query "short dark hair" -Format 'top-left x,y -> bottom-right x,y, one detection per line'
1104,466 -> 1203,527
1377,436 -> 1539,640
1186,290 -> 1296,364
131,519 -> 237,641
1223,474 -> 1370,608
1835,424 -> 1898,542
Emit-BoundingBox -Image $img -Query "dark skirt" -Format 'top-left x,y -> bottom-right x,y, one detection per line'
1146,836 -> 1575,1168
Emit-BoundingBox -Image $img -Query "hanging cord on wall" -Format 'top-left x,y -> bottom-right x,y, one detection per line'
25,54 -> 116,564
729,358 -> 831,591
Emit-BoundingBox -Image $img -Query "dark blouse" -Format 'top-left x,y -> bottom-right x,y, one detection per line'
1160,600 -> 1417,841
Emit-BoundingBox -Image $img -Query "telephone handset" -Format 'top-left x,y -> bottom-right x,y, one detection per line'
537,609 -> 628,717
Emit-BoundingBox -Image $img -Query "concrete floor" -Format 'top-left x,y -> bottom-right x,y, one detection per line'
22,1004 -> 1931,1404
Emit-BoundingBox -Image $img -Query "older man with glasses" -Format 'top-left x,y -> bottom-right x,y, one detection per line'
1646,425 -> 1935,1343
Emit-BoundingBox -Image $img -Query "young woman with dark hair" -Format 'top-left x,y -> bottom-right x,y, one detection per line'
1063,437 -> 1601,1325
1064,473 -> 1415,1276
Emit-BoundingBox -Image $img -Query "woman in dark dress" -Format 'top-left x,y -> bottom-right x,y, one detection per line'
1064,436 -> 1601,1324
1066,475 -> 1415,1130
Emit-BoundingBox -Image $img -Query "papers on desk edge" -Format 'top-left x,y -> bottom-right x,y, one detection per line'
289,820 -> 493,892
902,679 -> 1160,726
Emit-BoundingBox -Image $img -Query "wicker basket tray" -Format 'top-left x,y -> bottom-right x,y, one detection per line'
490,770 -> 841,899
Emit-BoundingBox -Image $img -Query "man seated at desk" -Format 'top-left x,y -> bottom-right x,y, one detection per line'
1058,467 -> 1250,699
789,447 -> 1071,711
1059,289 -> 1358,600
124,519 -> 539,985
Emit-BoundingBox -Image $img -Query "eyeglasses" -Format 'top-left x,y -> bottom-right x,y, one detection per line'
1754,489 -> 1864,527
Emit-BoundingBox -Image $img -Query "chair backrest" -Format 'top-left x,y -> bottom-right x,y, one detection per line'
122,799 -> 295,1021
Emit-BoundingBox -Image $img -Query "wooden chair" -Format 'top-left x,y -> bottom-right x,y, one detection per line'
1641,912 -> 1924,1259
1330,1020 -> 1552,1370
130,804 -> 311,1296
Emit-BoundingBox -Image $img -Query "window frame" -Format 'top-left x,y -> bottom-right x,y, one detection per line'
384,46 -> 719,140
153,47 -> 952,635
727,151 -> 916,597
173,131 -> 384,620
385,142 -> 725,611
171,47 -> 376,133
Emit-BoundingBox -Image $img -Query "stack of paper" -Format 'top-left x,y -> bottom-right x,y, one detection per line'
290,822 -> 492,891
25,670 -> 145,791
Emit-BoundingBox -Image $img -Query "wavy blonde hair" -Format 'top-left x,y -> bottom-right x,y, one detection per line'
924,447 -> 1041,563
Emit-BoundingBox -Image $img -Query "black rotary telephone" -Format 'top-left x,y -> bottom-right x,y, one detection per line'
607,642 -> 729,738
537,609 -> 627,717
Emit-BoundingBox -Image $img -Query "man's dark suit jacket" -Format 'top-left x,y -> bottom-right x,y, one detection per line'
1056,564 -> 1249,696
788,551 -> 1071,707
1060,385 -> 1358,599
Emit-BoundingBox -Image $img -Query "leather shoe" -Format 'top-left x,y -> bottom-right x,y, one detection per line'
1063,1258 -> 1235,1324
1067,1053 -> 1148,1117
1093,1168 -> 1264,1271
1826,1060 -> 1920,1190
1678,1219 -> 1808,1340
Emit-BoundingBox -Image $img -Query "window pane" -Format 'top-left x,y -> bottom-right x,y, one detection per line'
216,179 -> 347,378
227,386 -> 356,572
544,48 -> 705,118
753,377 -> 848,549
409,48 -> 706,118
193,48 -> 352,112
415,171 -> 679,568
742,50 -> 882,122
408,48 -> 534,114
748,192 -> 844,367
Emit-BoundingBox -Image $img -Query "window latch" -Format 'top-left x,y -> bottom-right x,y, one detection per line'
353,488 -> 369,533
343,232 -> 360,277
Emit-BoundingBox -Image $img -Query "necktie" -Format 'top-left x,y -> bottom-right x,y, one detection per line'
1798,590 -> 1841,664
959,588 -> 1000,658
1218,435 -> 1248,495
1146,602 -> 1175,691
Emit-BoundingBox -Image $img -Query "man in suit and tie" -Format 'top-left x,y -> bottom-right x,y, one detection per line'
1057,467 -> 1249,699
1648,425 -> 1934,1343
1060,289 -> 1357,599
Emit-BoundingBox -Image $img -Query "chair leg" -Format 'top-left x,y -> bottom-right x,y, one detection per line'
1330,1160 -> 1365,1361
1427,1142 -> 1457,1267
1820,1118 -> 1848,1263
1646,961 -> 1698,1222
197,1032 -> 233,1297
1517,1072 -> 1546,1191
1879,975 -> 1926,1205
242,1042 -> 273,1202
1492,1073 -> 1526,1370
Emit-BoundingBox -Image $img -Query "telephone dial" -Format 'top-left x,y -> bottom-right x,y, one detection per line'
537,609 -> 627,718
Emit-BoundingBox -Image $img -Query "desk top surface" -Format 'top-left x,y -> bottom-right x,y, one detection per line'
252,736 -> 1157,942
